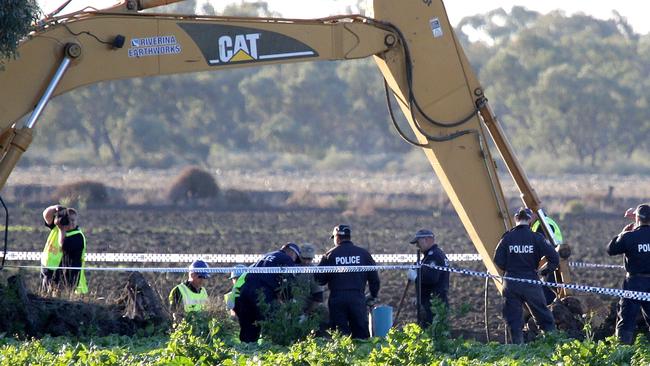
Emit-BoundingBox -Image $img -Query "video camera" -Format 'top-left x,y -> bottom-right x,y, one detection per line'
54,206 -> 70,226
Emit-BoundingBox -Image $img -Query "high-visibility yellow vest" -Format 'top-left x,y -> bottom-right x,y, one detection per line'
169,283 -> 208,312
66,229 -> 88,294
531,217 -> 563,245
225,273 -> 247,310
41,226 -> 63,269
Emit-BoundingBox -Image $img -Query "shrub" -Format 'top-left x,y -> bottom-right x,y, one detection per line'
167,167 -> 219,203
562,199 -> 586,219
52,180 -> 110,208
257,279 -> 323,346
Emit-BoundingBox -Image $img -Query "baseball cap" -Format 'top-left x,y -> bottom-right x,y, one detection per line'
514,207 -> 533,221
636,204 -> 650,220
229,264 -> 247,280
300,243 -> 316,259
409,229 -> 435,244
330,224 -> 351,239
282,242 -> 301,258
189,260 -> 211,279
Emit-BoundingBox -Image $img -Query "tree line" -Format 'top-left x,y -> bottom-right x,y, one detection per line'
16,3 -> 650,174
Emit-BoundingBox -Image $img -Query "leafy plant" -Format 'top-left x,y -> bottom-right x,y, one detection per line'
256,279 -> 323,346
0,0 -> 40,63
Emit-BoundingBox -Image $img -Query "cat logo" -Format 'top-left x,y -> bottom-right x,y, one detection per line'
217,33 -> 260,63
178,23 -> 319,66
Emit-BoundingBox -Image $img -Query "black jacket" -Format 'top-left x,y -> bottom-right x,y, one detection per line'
494,224 -> 559,279
419,245 -> 449,303
315,240 -> 380,297
607,225 -> 650,275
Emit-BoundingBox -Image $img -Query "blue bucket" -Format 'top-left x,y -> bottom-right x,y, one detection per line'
370,305 -> 393,337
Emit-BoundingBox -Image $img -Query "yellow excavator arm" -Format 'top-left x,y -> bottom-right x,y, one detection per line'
0,0 -> 571,293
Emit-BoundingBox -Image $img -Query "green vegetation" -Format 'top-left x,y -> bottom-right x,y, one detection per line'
0,0 -> 40,62
0,317 -> 647,365
16,5 -> 649,175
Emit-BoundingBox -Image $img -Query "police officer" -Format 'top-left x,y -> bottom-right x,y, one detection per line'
224,264 -> 248,315
169,260 -> 211,320
298,243 -> 325,313
315,224 -> 380,339
234,242 -> 300,343
493,208 -> 559,344
530,212 -> 564,305
607,203 -> 650,344
406,229 -> 449,327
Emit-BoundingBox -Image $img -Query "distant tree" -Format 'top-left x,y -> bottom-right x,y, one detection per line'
0,0 -> 41,62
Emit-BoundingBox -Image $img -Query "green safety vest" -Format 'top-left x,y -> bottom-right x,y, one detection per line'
225,273 -> 248,310
40,227 -> 88,294
41,226 -> 63,269
170,283 -> 208,312
531,217 -> 563,245
67,229 -> 88,294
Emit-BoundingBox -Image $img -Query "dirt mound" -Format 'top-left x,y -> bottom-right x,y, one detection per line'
0,273 -> 169,338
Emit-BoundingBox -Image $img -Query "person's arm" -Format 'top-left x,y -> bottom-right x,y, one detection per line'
607,232 -> 627,256
169,286 -> 183,313
493,237 -> 507,271
366,253 -> 380,298
421,254 -> 443,286
43,205 -> 60,227
314,254 -> 330,285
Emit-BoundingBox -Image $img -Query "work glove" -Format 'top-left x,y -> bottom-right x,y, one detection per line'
407,268 -> 417,282
365,296 -> 377,308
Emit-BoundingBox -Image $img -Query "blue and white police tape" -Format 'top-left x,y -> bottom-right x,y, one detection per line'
421,262 -> 650,302
0,251 -> 626,270
7,261 -> 648,301
8,264 -> 414,274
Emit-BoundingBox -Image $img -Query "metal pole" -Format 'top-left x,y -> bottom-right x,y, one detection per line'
416,249 -> 421,324
25,56 -> 72,129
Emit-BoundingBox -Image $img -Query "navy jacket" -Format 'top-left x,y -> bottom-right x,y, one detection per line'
244,250 -> 295,300
494,224 -> 559,279
315,240 -> 380,298
607,225 -> 650,275
419,245 -> 449,303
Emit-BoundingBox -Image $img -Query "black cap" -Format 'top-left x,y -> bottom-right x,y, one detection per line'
636,204 -> 650,220
409,229 -> 435,244
331,224 -> 351,239
282,242 -> 301,257
514,207 -> 533,221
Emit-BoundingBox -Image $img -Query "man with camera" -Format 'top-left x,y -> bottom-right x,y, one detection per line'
40,204 -> 87,295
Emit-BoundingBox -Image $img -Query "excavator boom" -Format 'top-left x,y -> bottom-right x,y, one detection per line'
0,0 -> 571,292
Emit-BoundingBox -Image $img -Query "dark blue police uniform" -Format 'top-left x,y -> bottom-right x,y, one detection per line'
418,245 -> 449,327
234,250 -> 295,343
315,240 -> 380,339
607,224 -> 650,344
494,224 -> 559,344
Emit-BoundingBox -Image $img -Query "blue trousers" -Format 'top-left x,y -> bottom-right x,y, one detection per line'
328,291 -> 369,339
616,276 -> 650,344
503,280 -> 555,344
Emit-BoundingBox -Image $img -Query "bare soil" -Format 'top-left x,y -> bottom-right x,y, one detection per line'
0,204 -> 635,341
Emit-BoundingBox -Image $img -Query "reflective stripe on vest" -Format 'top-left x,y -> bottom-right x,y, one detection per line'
41,226 -> 63,269
531,217 -> 563,245
174,283 -> 208,312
